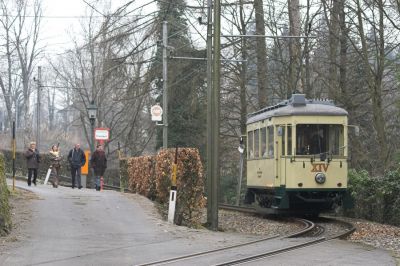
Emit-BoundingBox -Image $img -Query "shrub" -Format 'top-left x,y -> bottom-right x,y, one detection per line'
345,169 -> 400,226
126,148 -> 206,226
127,156 -> 156,199
0,153 -> 11,236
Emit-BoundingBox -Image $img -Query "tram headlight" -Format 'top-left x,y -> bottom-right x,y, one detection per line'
315,173 -> 326,184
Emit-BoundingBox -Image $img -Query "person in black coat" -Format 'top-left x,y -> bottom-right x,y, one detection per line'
90,144 -> 107,191
24,142 -> 40,186
67,143 -> 86,189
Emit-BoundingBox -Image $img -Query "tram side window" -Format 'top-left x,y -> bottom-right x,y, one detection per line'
248,131 -> 254,159
261,127 -> 267,157
254,129 -> 260,158
267,126 -> 274,157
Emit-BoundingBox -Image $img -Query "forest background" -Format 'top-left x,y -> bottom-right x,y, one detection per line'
1,0 -> 400,225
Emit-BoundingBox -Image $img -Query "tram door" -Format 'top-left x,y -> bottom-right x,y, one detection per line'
275,126 -> 282,187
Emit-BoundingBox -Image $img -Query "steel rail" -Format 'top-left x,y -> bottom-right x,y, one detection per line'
218,204 -> 316,238
138,208 -> 315,265
214,237 -> 327,266
215,218 -> 355,265
137,234 -> 280,266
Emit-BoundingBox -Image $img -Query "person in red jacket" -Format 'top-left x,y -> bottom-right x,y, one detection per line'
90,144 -> 107,191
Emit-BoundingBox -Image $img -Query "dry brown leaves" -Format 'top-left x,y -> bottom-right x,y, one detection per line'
349,221 -> 400,240
127,148 -> 206,227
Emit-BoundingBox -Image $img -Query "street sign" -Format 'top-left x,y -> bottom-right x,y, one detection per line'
94,128 -> 110,141
151,104 -> 163,122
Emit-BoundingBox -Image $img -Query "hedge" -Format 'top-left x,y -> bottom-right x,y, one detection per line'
127,156 -> 156,199
0,153 -> 11,236
126,148 -> 205,226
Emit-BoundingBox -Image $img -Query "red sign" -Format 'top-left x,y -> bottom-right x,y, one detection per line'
151,104 -> 163,122
95,128 -> 110,141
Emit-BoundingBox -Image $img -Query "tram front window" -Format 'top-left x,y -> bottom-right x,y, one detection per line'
296,124 -> 343,156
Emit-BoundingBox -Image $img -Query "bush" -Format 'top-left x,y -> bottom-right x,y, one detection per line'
127,156 -> 156,199
0,153 -> 11,236
126,148 -> 206,227
345,169 -> 400,226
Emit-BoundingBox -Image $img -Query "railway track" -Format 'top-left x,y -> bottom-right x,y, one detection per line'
138,205 -> 354,266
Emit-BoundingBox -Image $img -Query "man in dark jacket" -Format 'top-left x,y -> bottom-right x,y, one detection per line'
24,142 -> 40,186
90,144 -> 107,191
67,143 -> 86,189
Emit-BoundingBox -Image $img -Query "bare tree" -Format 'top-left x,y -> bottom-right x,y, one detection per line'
288,0 -> 301,95
14,0 -> 42,143
253,0 -> 268,108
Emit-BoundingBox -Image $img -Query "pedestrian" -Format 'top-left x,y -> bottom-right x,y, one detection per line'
67,143 -> 86,189
24,142 -> 40,186
49,144 -> 62,188
90,144 -> 107,191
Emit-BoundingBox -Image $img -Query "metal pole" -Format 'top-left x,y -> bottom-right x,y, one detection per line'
211,0 -> 221,231
12,121 -> 16,191
37,66 -> 41,148
236,153 -> 244,206
206,0 -> 213,227
90,119 -> 95,153
162,21 -> 168,149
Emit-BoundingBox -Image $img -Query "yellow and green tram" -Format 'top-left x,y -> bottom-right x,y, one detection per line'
245,94 -> 348,214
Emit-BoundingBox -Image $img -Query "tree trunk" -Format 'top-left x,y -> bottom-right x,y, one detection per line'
253,0 -> 268,108
355,0 -> 388,170
288,0 -> 301,96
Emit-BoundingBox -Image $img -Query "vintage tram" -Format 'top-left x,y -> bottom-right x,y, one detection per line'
245,94 -> 348,214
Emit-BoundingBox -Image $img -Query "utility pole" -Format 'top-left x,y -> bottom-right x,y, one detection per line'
162,21 -> 168,149
36,66 -> 41,148
210,0 -> 221,231
206,0 -> 214,227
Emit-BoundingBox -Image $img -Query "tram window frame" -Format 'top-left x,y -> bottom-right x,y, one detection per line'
261,127 -> 267,157
295,124 -> 344,156
281,126 -> 286,156
254,129 -> 260,158
287,125 -> 292,156
267,126 -> 274,158
247,130 -> 254,159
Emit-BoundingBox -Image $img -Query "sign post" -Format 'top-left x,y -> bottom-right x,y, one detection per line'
168,147 -> 178,224
236,137 -> 245,206
12,121 -> 16,191
94,128 -> 110,144
151,104 -> 163,122
94,128 -> 110,190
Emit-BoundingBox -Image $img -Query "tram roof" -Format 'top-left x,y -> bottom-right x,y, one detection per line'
247,94 -> 348,124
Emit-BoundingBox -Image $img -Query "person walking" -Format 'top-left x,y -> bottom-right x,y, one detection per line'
24,142 -> 40,186
67,144 -> 86,189
90,144 -> 107,191
49,144 -> 62,188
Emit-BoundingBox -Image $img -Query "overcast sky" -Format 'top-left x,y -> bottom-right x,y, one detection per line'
41,0 -> 158,55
